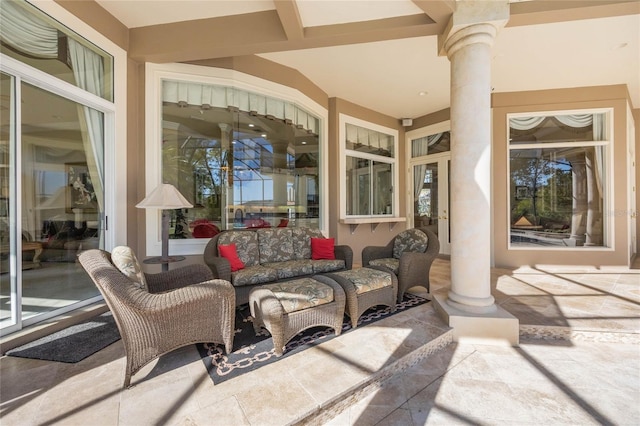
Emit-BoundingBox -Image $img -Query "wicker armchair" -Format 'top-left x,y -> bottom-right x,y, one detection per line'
361,227 -> 440,302
78,249 -> 235,388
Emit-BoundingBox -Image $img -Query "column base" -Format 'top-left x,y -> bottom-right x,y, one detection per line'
433,294 -> 520,346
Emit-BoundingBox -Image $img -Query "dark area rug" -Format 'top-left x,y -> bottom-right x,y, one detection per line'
5,312 -> 121,363
197,293 -> 428,384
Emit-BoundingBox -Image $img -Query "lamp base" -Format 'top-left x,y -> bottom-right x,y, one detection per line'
143,256 -> 186,265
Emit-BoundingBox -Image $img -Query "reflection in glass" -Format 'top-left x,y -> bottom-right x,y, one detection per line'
508,112 -> 608,248
161,84 -> 320,233
414,163 -> 438,236
411,131 -> 450,157
18,83 -> 103,322
510,146 -> 606,247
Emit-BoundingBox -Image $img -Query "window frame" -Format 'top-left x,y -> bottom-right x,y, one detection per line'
506,108 -> 614,251
339,114 -> 399,220
145,62 -> 329,257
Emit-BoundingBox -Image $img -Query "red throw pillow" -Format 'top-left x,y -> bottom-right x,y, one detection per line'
311,237 -> 335,260
218,243 -> 245,272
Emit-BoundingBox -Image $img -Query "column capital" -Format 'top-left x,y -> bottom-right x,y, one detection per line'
438,0 -> 509,58
218,123 -> 232,133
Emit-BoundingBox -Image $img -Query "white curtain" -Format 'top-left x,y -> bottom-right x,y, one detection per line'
510,113 -> 597,131
162,80 -> 319,134
592,113 -> 606,198
68,39 -> 105,213
509,116 -> 546,131
555,114 -> 593,128
345,123 -> 393,153
411,133 -> 443,198
0,0 -> 58,58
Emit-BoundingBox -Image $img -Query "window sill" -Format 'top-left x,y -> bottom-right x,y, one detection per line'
340,217 -> 406,234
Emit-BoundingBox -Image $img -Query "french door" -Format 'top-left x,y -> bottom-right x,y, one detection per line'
411,154 -> 451,255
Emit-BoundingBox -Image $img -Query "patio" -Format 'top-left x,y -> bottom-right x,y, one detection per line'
1,257 -> 638,425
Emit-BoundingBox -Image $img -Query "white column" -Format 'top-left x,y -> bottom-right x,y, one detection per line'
440,2 -> 508,313
433,2 -> 518,344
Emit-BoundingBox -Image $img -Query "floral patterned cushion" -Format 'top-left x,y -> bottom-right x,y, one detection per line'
258,228 -> 294,264
263,260 -> 313,280
218,230 -> 260,267
392,229 -> 428,259
265,278 -> 334,313
332,268 -> 392,295
111,246 -> 148,291
231,265 -> 278,287
311,259 -> 346,274
292,228 -> 324,260
369,258 -> 399,275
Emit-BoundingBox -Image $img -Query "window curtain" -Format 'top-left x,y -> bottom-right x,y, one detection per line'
509,116 -> 545,131
0,0 -> 58,58
592,114 -> 606,198
68,38 -> 105,223
509,112 -> 605,200
162,81 -> 319,135
345,123 -> 393,155
509,113 -> 599,131
411,133 -> 441,198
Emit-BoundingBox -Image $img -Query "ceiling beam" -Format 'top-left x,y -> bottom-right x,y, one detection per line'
129,12 -> 441,63
411,0 -> 456,24
274,0 -> 304,41
508,0 -> 640,27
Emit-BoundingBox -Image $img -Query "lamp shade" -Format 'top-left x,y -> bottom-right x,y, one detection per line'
136,183 -> 193,209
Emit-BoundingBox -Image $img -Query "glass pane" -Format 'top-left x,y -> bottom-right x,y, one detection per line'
372,162 -> 392,215
20,82 -> 103,321
509,113 -> 605,145
162,96 -> 320,232
345,123 -> 394,158
510,146 -> 605,247
346,156 -> 370,215
0,72 -> 15,325
0,0 -> 114,101
411,131 -> 450,157
413,163 -> 438,237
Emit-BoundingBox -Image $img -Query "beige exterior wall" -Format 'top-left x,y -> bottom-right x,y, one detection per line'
492,85 -> 634,268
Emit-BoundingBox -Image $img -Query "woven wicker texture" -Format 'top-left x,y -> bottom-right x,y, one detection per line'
78,249 -> 235,388
324,266 -> 397,328
204,228 -> 354,306
361,227 -> 440,302
249,275 -> 346,356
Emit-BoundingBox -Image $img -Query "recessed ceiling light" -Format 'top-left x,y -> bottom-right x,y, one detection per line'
418,91 -> 428,96
248,123 -> 255,127
301,141 -> 307,145
261,133 -> 267,138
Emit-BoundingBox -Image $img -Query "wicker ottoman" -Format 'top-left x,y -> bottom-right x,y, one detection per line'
249,276 -> 346,356
323,266 -> 398,328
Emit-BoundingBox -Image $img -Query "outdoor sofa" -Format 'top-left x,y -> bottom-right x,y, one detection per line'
204,227 -> 353,306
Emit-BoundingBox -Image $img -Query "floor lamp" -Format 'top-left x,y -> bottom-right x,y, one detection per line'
136,183 -> 193,270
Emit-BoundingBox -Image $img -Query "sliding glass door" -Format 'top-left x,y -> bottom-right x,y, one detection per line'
1,70 -> 107,333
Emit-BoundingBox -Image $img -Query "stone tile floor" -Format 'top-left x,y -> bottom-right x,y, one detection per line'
1,258 -> 638,425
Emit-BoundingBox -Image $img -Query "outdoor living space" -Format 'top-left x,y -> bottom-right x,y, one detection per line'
1,257 -> 638,426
